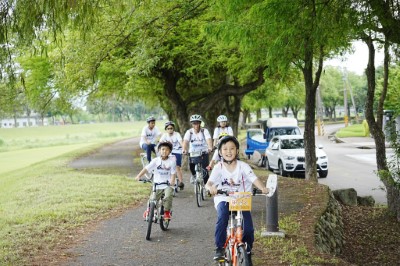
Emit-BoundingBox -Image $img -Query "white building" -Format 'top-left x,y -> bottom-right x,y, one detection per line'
1,113 -> 48,128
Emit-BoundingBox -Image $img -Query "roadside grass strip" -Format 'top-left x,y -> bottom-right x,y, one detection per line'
0,146 -> 150,264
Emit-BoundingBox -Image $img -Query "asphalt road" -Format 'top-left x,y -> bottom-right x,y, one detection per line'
64,138 -> 271,266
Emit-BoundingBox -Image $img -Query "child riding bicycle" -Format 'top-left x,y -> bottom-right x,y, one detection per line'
139,116 -> 161,163
135,141 -> 176,220
212,115 -> 234,148
205,136 -> 269,264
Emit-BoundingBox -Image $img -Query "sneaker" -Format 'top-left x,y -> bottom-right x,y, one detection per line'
164,210 -> 172,220
213,248 -> 224,260
178,181 -> 185,190
190,175 -> 195,184
143,208 -> 150,220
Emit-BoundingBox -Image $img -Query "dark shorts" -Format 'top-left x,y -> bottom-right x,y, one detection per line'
172,153 -> 182,167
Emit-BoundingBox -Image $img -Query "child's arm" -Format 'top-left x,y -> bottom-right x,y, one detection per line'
252,178 -> 269,194
170,174 -> 176,187
135,168 -> 148,181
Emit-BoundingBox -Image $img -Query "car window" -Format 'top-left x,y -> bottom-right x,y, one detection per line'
281,139 -> 304,149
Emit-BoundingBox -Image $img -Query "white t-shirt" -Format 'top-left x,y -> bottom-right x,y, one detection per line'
159,132 -> 183,154
208,161 -> 257,209
213,126 -> 234,139
211,149 -> 220,162
145,157 -> 176,190
139,126 -> 161,147
183,128 -> 211,153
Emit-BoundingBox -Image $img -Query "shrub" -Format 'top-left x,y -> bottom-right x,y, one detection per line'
362,120 -> 370,137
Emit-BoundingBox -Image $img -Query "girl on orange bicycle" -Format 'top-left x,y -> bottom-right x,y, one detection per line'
205,136 -> 268,264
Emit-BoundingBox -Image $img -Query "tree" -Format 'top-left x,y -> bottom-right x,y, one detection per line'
211,0 -> 353,181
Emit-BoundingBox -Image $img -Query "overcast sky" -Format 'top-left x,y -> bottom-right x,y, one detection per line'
325,41 -> 384,75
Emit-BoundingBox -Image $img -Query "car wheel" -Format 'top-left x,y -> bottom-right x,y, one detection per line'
319,170 -> 328,178
278,161 -> 287,177
265,156 -> 272,171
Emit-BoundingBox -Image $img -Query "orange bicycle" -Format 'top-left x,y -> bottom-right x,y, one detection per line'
216,190 -> 252,266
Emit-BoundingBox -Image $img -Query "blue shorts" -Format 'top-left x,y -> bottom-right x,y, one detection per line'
172,153 -> 182,167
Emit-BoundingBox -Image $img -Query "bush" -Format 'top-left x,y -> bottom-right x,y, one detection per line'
362,120 -> 370,137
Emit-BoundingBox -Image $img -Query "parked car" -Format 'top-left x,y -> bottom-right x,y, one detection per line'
265,135 -> 328,178
245,118 -> 302,162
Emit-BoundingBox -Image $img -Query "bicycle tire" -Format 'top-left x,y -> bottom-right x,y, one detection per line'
201,180 -> 206,201
146,202 -> 155,240
224,245 -> 233,266
236,245 -> 250,266
159,205 -> 170,231
195,181 -> 202,207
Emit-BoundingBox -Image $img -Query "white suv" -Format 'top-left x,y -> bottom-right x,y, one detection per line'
265,135 -> 328,178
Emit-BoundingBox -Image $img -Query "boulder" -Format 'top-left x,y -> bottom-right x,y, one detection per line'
357,195 -> 375,206
332,188 -> 358,206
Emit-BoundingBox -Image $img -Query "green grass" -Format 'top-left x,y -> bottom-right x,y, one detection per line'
335,123 -> 368,138
0,122 -> 155,264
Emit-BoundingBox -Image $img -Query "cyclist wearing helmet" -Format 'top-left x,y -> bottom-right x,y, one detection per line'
182,114 -> 213,184
139,116 -> 161,162
160,121 -> 184,190
205,136 -> 269,263
207,132 -> 229,170
135,141 -> 176,220
213,115 -> 234,147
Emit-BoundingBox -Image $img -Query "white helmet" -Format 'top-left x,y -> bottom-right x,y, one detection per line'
190,114 -> 202,122
217,115 -> 228,122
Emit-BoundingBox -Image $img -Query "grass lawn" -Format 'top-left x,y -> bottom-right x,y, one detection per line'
335,123 -> 369,138
0,122 -> 153,264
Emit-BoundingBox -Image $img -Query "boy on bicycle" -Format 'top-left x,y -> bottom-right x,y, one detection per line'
139,116 -> 161,163
135,141 -> 176,220
205,136 -> 268,264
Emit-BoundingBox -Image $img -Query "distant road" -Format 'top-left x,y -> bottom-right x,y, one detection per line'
316,124 -> 387,205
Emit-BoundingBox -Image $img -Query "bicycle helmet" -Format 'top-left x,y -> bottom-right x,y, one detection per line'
146,116 -> 156,123
190,114 -> 202,123
217,115 -> 228,122
218,135 -> 240,151
158,141 -> 173,151
218,136 -> 240,163
218,132 -> 229,140
164,121 -> 175,130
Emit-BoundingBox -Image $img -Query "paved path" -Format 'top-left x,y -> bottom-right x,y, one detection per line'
63,138 -> 278,266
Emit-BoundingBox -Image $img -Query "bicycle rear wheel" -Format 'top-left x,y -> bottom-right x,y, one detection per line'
146,202 -> 155,240
159,205 -> 170,231
195,181 -> 202,207
236,245 -> 250,266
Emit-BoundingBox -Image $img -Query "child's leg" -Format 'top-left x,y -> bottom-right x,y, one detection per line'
215,201 -> 229,249
242,211 -> 255,252
163,187 -> 174,211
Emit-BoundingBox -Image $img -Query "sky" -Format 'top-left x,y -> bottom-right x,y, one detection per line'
325,41 -> 385,75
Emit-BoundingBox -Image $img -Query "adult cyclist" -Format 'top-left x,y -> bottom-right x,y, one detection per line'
212,115 -> 234,148
182,114 -> 213,184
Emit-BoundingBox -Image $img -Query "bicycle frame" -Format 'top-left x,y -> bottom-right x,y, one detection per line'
224,210 -> 246,265
216,191 -> 252,266
145,180 -> 170,240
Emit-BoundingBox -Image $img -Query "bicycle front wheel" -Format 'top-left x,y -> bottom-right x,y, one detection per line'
146,202 -> 155,240
236,245 -> 250,266
159,205 -> 170,231
195,181 -> 202,207
224,245 -> 233,266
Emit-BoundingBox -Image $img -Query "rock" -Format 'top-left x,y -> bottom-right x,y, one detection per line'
332,188 -> 358,206
357,195 -> 375,206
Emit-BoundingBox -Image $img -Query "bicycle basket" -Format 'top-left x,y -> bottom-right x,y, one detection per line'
228,192 -> 252,211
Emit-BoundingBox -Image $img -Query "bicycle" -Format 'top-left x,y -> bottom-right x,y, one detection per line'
141,178 -> 172,241
189,151 -> 207,207
216,190 -> 253,266
140,152 -> 178,196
